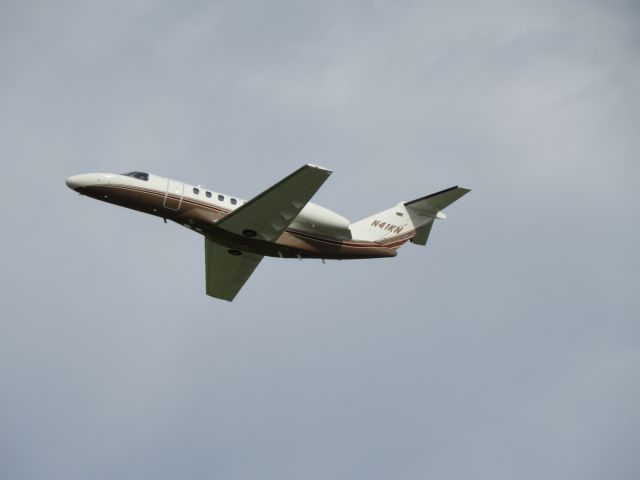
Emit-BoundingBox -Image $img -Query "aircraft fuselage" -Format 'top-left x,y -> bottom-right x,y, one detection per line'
66,172 -> 400,260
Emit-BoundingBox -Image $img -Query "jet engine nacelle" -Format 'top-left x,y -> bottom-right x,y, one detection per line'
291,202 -> 351,240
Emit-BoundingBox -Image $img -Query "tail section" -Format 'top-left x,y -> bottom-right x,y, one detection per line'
349,186 -> 470,246
404,186 -> 471,217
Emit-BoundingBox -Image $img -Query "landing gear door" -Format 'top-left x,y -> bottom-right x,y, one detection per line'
164,179 -> 184,211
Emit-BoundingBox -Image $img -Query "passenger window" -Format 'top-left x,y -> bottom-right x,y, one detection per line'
231,198 -> 237,205
193,187 -> 200,194
205,191 -> 212,198
218,194 -> 224,201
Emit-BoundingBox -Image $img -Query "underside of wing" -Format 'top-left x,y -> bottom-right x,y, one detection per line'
217,164 -> 332,242
205,238 -> 263,301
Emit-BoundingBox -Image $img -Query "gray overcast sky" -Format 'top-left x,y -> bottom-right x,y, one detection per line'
1,1 -> 638,479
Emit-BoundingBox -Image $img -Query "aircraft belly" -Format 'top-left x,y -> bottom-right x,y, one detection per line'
198,228 -> 395,260
272,231 -> 396,259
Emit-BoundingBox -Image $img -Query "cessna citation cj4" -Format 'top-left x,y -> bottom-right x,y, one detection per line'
65,165 -> 470,301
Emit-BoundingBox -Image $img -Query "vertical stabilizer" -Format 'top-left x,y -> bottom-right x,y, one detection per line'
349,203 -> 414,243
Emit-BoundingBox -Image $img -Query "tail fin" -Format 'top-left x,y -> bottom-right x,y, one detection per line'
349,186 -> 470,245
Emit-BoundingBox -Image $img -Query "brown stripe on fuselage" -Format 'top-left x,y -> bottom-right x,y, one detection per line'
77,184 -> 399,259
378,231 -> 416,248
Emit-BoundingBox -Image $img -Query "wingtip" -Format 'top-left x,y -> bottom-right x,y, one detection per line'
305,164 -> 332,174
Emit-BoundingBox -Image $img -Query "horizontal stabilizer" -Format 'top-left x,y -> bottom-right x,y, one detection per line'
404,186 -> 470,216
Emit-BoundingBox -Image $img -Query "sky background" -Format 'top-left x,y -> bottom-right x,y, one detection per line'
1,0 -> 639,479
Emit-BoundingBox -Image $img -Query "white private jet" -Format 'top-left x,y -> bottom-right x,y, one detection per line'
66,165 -> 470,301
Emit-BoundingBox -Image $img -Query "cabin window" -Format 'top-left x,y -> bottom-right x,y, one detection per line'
231,198 -> 237,205
218,194 -> 224,201
193,187 -> 200,194
206,191 -> 212,198
121,171 -> 149,181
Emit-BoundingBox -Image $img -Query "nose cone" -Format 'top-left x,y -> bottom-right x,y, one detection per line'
65,173 -> 99,190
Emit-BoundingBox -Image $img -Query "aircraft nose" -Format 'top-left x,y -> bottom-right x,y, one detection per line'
65,173 -> 98,190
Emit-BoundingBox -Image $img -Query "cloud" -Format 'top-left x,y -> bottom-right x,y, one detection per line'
0,1 -> 638,479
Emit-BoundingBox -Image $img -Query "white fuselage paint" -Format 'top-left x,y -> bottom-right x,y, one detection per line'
67,172 -> 353,240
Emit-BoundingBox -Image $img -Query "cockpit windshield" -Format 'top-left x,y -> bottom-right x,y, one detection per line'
121,171 -> 149,181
